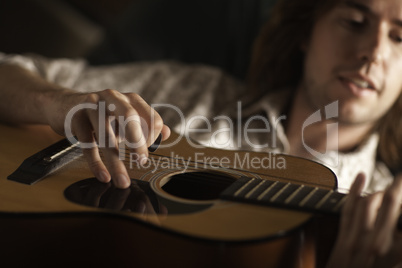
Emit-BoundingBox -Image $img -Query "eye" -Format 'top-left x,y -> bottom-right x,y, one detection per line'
341,18 -> 366,31
390,32 -> 402,44
337,8 -> 367,31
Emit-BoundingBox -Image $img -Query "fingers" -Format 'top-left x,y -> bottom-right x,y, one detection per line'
347,174 -> 382,242
71,107 -> 111,183
331,174 -> 368,267
351,175 -> 402,266
329,174 -> 402,268
124,92 -> 165,146
161,125 -> 171,141
349,192 -> 383,267
372,175 -> 402,255
69,89 -> 170,189
338,173 -> 365,242
102,90 -> 167,143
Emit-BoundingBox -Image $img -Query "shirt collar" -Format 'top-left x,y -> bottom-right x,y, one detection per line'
258,88 -> 381,192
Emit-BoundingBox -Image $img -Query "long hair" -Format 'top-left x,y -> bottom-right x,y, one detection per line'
377,96 -> 402,172
248,0 -> 336,96
248,0 -> 402,172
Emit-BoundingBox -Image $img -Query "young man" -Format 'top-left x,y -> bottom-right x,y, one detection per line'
0,0 -> 402,266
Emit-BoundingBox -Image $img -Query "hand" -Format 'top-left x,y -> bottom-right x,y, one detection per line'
327,173 -> 402,268
46,89 -> 171,189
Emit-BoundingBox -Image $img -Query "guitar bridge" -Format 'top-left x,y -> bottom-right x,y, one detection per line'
7,138 -> 82,185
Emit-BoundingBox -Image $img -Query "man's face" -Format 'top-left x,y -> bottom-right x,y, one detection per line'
301,0 -> 402,126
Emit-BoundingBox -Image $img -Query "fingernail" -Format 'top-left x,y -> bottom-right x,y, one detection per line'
99,171 -> 110,183
140,156 -> 149,166
117,174 -> 130,188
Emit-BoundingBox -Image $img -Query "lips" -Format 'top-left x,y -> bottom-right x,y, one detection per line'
338,75 -> 379,97
348,77 -> 372,89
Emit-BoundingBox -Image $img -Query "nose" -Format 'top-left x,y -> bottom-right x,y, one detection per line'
357,23 -> 389,72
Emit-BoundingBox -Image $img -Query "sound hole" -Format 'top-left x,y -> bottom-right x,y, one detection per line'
161,171 -> 236,201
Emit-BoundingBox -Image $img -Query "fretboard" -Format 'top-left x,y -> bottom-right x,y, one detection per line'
220,176 -> 346,216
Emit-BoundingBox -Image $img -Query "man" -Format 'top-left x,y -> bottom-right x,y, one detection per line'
0,0 -> 402,266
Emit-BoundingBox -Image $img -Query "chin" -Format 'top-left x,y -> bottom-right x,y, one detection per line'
337,102 -> 375,125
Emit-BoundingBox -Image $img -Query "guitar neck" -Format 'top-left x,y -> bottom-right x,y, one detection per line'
220,176 -> 346,217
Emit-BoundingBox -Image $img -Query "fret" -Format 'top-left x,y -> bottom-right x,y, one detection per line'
257,181 -> 279,200
245,180 -> 268,199
234,178 -> 257,197
220,177 -> 346,216
315,190 -> 333,209
332,194 -> 348,212
301,188 -> 329,209
257,181 -> 287,201
285,185 -> 304,204
320,191 -> 346,212
270,183 -> 290,202
299,188 -> 318,207
219,176 -> 251,200
286,186 -> 315,206
220,176 -> 357,221
270,183 -> 300,204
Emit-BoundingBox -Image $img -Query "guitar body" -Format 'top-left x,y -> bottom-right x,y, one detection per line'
0,124 -> 337,267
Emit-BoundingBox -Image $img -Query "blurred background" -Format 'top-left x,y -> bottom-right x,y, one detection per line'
0,0 -> 276,79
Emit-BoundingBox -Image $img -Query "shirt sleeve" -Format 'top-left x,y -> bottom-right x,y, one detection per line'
0,52 -> 87,89
73,61 -> 246,129
0,51 -> 246,131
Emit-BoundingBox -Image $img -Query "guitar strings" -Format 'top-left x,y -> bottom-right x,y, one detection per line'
46,147 -> 335,189
46,151 -> 371,195
52,147 -> 328,187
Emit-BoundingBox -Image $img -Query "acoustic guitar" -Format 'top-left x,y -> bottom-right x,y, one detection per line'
0,123 -> 339,267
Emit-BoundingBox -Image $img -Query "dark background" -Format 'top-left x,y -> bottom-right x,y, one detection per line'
0,0 -> 276,80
